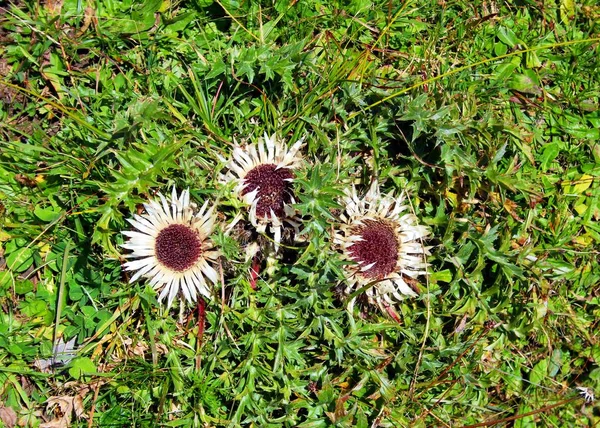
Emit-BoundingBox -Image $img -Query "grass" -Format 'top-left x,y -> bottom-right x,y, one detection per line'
1,0 -> 599,426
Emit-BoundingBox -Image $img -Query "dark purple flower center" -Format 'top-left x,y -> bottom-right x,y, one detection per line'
241,163 -> 294,219
155,224 -> 202,272
348,220 -> 399,279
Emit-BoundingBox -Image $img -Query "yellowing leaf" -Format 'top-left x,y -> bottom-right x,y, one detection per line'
446,190 -> 458,207
572,174 -> 593,194
158,0 -> 171,13
562,174 -> 594,194
574,203 -> 588,215
560,0 -> 575,24
38,242 -> 52,257
572,234 -> 593,247
431,269 -> 453,283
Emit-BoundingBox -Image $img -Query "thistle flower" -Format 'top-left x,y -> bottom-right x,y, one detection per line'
576,386 -> 595,404
221,133 -> 304,250
121,188 -> 220,308
334,181 -> 430,313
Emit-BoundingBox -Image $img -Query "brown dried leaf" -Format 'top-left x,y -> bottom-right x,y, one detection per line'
0,405 -> 17,428
454,313 -> 469,334
72,395 -> 85,419
14,174 -> 38,188
44,0 -> 64,15
76,6 -> 97,37
41,396 -> 72,428
40,394 -> 88,428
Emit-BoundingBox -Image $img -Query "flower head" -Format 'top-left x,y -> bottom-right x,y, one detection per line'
121,187 -> 220,308
576,386 -> 595,404
222,133 -> 304,250
334,181 -> 430,312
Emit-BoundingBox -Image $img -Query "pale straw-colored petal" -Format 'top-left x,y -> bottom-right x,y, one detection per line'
121,187 -> 220,308
336,181 -> 430,314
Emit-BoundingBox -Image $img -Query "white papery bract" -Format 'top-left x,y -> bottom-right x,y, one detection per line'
221,133 -> 304,250
334,181 -> 431,313
121,188 -> 220,308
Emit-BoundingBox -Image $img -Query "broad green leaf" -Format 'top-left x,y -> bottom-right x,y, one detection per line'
68,357 -> 96,380
431,269 -> 453,283
540,142 -> 560,171
6,247 -> 34,273
549,349 -> 562,377
68,282 -> 84,302
0,271 -> 12,289
14,279 -> 34,295
34,206 -> 62,223
509,74 -> 541,95
592,344 -> 600,364
497,27 -> 520,47
530,359 -> 548,385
